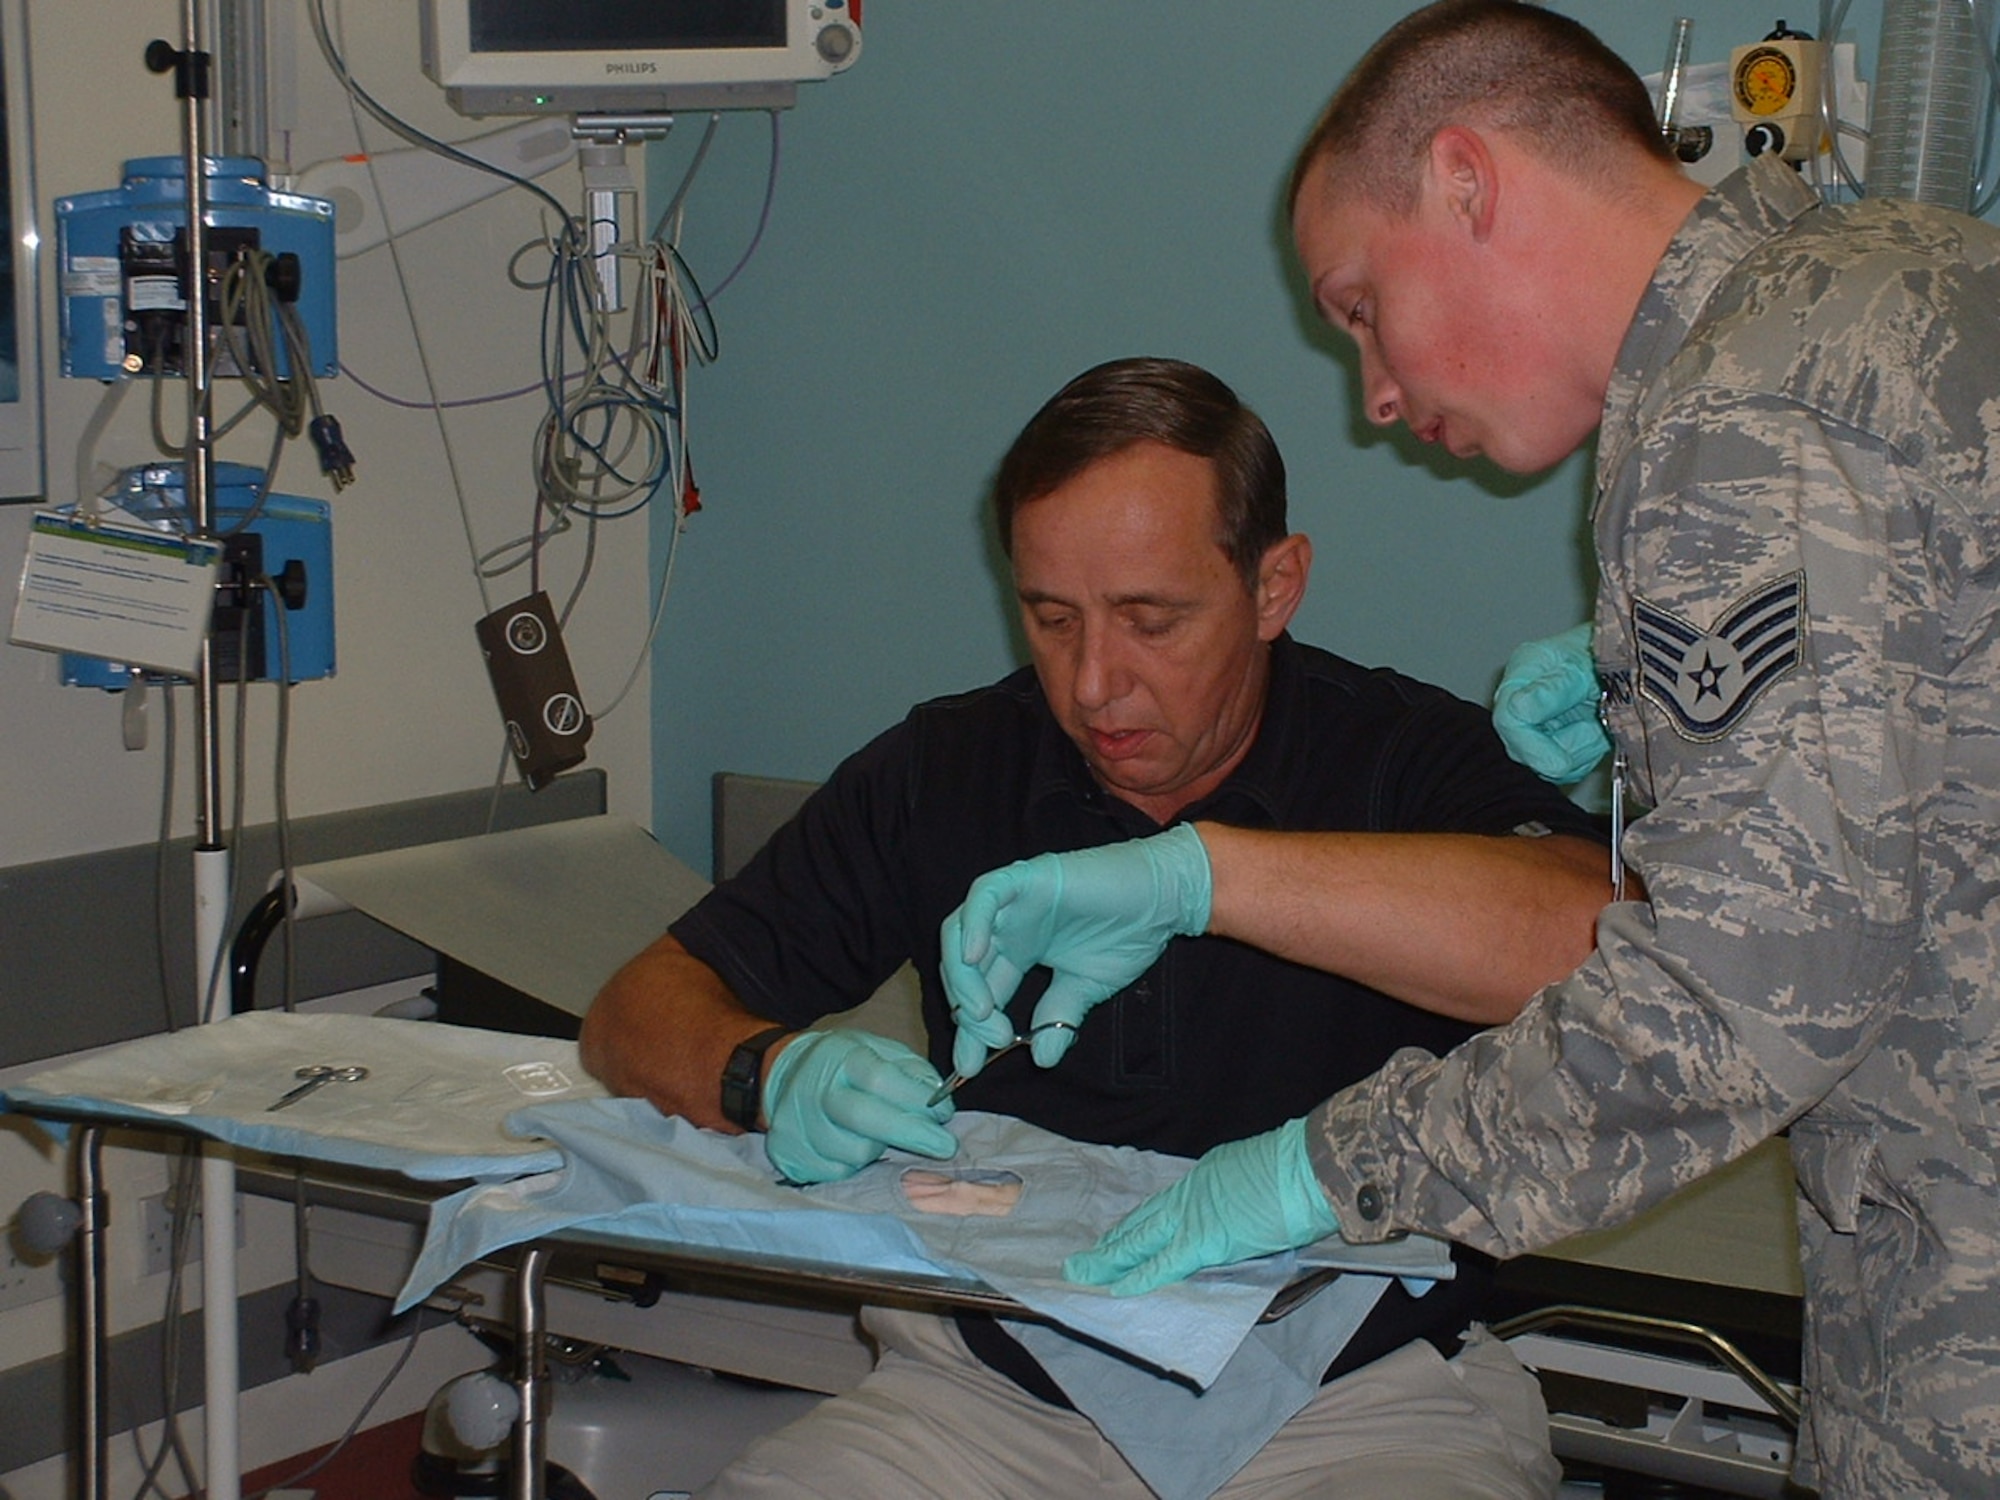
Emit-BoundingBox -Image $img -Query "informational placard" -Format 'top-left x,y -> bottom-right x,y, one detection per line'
10,509 -> 220,676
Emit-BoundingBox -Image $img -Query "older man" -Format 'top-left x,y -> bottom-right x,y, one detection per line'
583,356 -> 1608,1498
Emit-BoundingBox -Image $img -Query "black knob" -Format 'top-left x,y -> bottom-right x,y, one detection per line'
1745,123 -> 1787,159
277,558 -> 309,611
265,251 -> 303,305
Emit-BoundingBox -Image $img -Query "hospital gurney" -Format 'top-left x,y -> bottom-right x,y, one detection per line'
5,1009 -> 1455,1500
1491,1139 -> 1805,1497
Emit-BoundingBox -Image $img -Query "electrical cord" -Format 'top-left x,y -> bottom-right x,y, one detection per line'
698,109 -> 785,311
485,738 -> 514,835
122,1143 -> 203,1500
257,570 -> 324,1374
650,114 -> 721,241
594,477 -> 689,720
217,250 -> 312,440
214,244 -> 354,510
234,569 -> 302,1016
244,1304 -> 436,1500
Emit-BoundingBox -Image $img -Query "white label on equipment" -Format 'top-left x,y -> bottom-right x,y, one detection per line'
126,274 -> 184,311
61,255 -> 119,297
11,510 -> 221,676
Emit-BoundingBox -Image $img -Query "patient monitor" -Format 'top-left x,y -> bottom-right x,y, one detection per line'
421,0 -> 863,117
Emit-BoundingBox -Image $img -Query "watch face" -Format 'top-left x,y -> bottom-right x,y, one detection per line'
1734,46 -> 1798,116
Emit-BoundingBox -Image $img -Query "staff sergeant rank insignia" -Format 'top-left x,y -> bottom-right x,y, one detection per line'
1634,572 -> 1804,742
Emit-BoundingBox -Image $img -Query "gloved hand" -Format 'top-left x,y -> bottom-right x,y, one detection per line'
1063,1117 -> 1339,1297
939,824 -> 1212,1081
1492,623 -> 1610,784
760,1029 -> 958,1184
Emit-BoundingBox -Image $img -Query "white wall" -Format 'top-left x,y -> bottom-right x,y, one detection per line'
0,1 -> 656,868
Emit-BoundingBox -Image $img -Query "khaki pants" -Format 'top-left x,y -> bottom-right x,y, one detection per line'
700,1306 -> 1561,1499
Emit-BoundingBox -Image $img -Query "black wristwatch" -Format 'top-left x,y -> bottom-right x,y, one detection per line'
719,1025 -> 792,1129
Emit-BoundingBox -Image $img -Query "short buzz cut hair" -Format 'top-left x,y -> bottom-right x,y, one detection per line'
1287,0 -> 1675,218
993,357 -> 1288,590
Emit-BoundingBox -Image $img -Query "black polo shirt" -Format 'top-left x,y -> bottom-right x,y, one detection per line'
671,632 -> 1606,1390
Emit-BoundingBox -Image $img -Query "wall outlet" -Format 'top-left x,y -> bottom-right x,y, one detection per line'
139,1187 -> 246,1277
0,1231 -> 66,1312
141,1189 -> 200,1278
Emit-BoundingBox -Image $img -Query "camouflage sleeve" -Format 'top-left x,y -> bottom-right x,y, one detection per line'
1304,385 -> 1948,1253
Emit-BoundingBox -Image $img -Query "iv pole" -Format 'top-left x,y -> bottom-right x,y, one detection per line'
148,4 -> 242,1497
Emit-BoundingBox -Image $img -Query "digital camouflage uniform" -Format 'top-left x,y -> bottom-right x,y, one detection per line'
1305,154 -> 2000,1495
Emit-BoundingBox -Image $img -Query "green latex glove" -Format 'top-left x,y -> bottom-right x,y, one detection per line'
760,1029 -> 957,1184
1491,623 -> 1610,784
1063,1117 -> 1339,1296
939,824 -> 1212,1081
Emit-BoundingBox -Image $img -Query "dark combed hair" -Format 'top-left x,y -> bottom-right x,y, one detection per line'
1288,0 -> 1675,216
994,357 -> 1287,587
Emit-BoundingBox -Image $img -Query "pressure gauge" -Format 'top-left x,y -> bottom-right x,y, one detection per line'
1733,45 -> 1800,117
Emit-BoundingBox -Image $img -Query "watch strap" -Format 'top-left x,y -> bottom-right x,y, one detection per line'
719,1025 -> 792,1130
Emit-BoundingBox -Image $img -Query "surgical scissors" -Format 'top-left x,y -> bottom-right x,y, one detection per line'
266,1063 -> 369,1112
928,1021 -> 1075,1107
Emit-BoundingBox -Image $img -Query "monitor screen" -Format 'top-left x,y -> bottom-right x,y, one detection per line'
469,1 -> 786,54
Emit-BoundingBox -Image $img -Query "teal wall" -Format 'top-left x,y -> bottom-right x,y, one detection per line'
644,2 -> 1893,870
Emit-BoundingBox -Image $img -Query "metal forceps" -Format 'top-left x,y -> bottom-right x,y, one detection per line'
928,1020 -> 1075,1107
1598,686 -> 1628,904
266,1063 -> 369,1112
